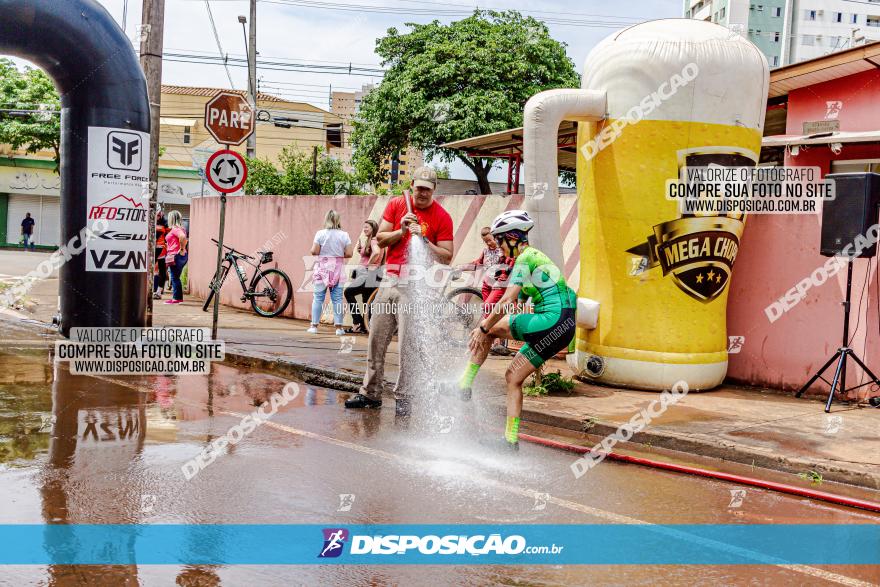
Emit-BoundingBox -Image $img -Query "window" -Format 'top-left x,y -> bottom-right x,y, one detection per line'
835,12 -> 843,22
721,7 -> 726,17
326,124 -> 343,148
774,7 -> 782,17
772,55 -> 779,66
868,15 -> 880,27
757,5 -> 763,11
750,3 -> 755,10
807,10 -> 817,20
182,126 -> 191,145
802,34 -> 815,45
774,31 -> 780,42
852,14 -> 859,24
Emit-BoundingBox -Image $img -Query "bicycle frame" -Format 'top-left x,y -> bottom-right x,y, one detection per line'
215,251 -> 267,299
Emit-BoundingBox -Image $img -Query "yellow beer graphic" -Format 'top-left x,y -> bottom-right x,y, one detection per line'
569,20 -> 769,390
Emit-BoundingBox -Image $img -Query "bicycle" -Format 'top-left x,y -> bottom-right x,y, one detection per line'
203,238 -> 293,318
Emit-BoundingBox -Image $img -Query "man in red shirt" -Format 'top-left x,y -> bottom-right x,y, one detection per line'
345,166 -> 454,416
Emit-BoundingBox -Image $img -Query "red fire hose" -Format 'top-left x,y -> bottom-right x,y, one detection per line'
518,433 -> 880,514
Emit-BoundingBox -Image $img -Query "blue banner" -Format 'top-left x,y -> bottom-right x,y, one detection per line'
0,524 -> 877,565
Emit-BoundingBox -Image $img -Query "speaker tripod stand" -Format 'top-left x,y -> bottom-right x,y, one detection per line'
796,258 -> 880,412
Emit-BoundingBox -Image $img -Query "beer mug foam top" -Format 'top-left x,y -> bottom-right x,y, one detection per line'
571,20 -> 769,390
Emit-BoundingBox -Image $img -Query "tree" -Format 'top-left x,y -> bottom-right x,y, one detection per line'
352,10 -> 580,194
0,59 -> 61,166
245,145 -> 366,196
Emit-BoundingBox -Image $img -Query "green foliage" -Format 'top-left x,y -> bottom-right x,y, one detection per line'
352,10 -> 580,191
245,146 -> 367,196
0,58 -> 62,166
376,178 -> 412,196
523,368 -> 576,396
798,470 -> 823,485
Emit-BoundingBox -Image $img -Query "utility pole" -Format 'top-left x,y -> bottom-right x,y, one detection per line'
139,0 -> 165,326
311,145 -> 318,192
246,0 -> 257,158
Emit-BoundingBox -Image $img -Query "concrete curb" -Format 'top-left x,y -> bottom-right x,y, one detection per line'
520,405 -> 880,491
226,347 -> 880,491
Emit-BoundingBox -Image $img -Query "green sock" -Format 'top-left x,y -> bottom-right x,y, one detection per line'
505,416 -> 520,444
459,361 -> 480,389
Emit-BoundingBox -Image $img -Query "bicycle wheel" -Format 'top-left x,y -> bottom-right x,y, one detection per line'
444,287 -> 484,345
250,268 -> 293,317
202,265 -> 229,312
362,288 -> 380,333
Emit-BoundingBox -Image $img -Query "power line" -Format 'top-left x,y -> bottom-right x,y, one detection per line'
197,0 -> 646,22
162,52 -> 385,77
251,0 -> 643,27
203,0 -> 237,89
260,79 -> 363,90
164,46 -> 383,69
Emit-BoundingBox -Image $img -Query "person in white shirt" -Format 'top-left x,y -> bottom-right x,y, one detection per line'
309,209 -> 353,335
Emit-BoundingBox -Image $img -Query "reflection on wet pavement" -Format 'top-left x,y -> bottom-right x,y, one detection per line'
0,332 -> 879,586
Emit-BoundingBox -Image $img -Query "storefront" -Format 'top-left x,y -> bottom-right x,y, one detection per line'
727,42 -> 880,393
0,157 -> 211,248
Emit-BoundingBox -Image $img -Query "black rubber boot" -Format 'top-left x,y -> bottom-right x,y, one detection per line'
344,394 -> 382,409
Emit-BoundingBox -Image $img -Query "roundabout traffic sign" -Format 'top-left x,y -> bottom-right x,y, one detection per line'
205,149 -> 248,194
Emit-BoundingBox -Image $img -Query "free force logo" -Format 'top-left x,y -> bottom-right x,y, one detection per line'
318,528 -> 349,558
107,131 -> 142,171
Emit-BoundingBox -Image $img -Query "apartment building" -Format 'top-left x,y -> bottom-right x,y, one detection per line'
684,0 -> 880,67
330,84 -> 424,189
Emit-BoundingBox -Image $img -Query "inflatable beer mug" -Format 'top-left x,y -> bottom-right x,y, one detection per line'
523,20 -> 769,390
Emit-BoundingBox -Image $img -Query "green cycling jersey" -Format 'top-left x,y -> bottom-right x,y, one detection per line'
507,246 -> 576,313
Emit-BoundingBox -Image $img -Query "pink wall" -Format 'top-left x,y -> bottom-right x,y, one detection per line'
727,70 -> 880,396
785,69 -> 880,134
189,195 -> 380,320
189,193 -> 581,323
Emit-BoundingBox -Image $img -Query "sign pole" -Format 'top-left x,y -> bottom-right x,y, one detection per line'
203,91 -> 254,341
211,193 -> 227,340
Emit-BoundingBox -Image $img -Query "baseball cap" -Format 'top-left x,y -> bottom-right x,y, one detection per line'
412,166 -> 437,189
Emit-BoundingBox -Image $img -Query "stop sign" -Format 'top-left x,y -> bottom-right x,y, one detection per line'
204,91 -> 255,146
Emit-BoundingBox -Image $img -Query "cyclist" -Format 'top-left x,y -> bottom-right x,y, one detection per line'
457,210 -> 577,450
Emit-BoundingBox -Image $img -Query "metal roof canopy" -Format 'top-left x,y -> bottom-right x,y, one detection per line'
441,120 -> 578,194
768,41 -> 880,99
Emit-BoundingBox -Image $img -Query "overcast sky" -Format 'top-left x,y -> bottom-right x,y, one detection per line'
16,0 -> 683,180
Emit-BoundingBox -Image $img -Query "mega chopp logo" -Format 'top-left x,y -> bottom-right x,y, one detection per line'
627,148 -> 752,303
107,131 -> 142,171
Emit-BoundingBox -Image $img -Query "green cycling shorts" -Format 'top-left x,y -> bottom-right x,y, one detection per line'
509,308 -> 576,369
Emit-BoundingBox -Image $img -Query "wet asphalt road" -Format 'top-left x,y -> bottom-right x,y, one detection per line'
0,319 -> 879,586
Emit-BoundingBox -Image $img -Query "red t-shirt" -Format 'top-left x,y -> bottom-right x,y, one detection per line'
382,196 -> 454,275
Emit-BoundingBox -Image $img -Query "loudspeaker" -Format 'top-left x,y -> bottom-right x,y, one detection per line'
820,172 -> 880,258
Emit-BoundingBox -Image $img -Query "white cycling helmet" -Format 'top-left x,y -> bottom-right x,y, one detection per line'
490,209 -> 534,236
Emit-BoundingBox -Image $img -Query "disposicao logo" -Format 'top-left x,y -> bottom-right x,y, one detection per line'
318,528 -> 349,558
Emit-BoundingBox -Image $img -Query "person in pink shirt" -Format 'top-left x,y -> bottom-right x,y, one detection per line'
309,210 -> 354,335
164,210 -> 188,304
